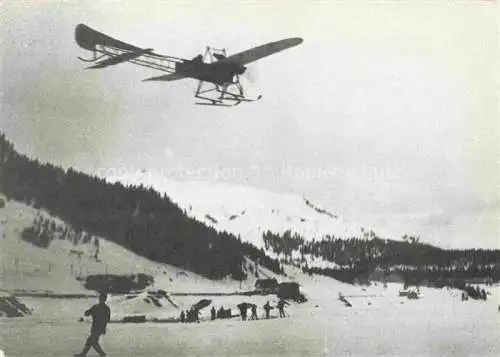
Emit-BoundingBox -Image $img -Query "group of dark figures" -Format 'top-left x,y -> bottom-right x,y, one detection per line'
179,299 -> 290,323
238,304 -> 258,321
461,285 -> 488,301
180,306 -> 233,323
238,300 -> 289,321
213,306 -> 232,319
179,308 -> 201,323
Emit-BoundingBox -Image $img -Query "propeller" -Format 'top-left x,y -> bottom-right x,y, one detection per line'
242,64 -> 259,84
212,51 -> 258,84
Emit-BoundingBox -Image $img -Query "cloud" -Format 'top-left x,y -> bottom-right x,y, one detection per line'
3,67 -> 123,168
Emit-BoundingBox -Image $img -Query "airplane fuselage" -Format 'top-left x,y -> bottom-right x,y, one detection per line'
175,59 -> 246,85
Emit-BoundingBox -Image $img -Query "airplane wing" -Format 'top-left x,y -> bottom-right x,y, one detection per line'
75,23 -> 184,74
75,23 -> 143,52
221,37 -> 303,66
142,72 -> 188,82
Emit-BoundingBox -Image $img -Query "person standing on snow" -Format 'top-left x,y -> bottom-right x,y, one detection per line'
250,304 -> 258,320
263,301 -> 272,319
238,303 -> 248,321
211,306 -> 216,320
75,292 -> 111,357
277,299 -> 289,318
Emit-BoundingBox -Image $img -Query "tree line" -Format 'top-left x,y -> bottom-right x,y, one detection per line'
263,229 -> 500,284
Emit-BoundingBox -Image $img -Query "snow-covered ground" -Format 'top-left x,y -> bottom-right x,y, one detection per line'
1,282 -> 498,357
1,197 -> 499,356
0,198 -> 268,295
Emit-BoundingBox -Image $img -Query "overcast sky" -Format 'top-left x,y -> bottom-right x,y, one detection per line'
1,1 -> 498,249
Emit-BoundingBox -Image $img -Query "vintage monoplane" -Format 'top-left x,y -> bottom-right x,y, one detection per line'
75,24 -> 303,106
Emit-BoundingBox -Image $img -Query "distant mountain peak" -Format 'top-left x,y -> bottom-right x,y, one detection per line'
106,172 -> 394,248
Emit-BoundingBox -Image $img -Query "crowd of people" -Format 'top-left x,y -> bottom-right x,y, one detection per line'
178,299 -> 291,324
236,299 -> 289,321
214,306 -> 232,319
179,308 -> 200,323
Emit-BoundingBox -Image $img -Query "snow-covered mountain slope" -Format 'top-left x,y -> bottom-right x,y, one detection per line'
107,172 -> 398,248
0,196 -> 274,294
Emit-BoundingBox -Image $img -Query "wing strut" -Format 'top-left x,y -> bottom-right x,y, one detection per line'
74,23 -> 185,74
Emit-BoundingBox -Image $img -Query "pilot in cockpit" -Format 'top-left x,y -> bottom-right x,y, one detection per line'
192,54 -> 203,65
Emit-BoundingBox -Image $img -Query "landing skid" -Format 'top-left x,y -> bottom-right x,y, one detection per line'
195,88 -> 262,107
195,82 -> 262,107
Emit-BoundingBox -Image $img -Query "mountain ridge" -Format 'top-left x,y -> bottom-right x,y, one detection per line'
105,171 -> 400,248
1,132 -> 497,287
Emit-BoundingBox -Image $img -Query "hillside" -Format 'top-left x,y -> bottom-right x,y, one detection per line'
0,196 -> 280,294
107,171 -> 500,283
106,171 -> 392,247
0,133 -> 283,281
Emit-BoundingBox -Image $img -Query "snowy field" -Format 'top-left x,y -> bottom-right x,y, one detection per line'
1,283 -> 499,357
1,198 -> 499,356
